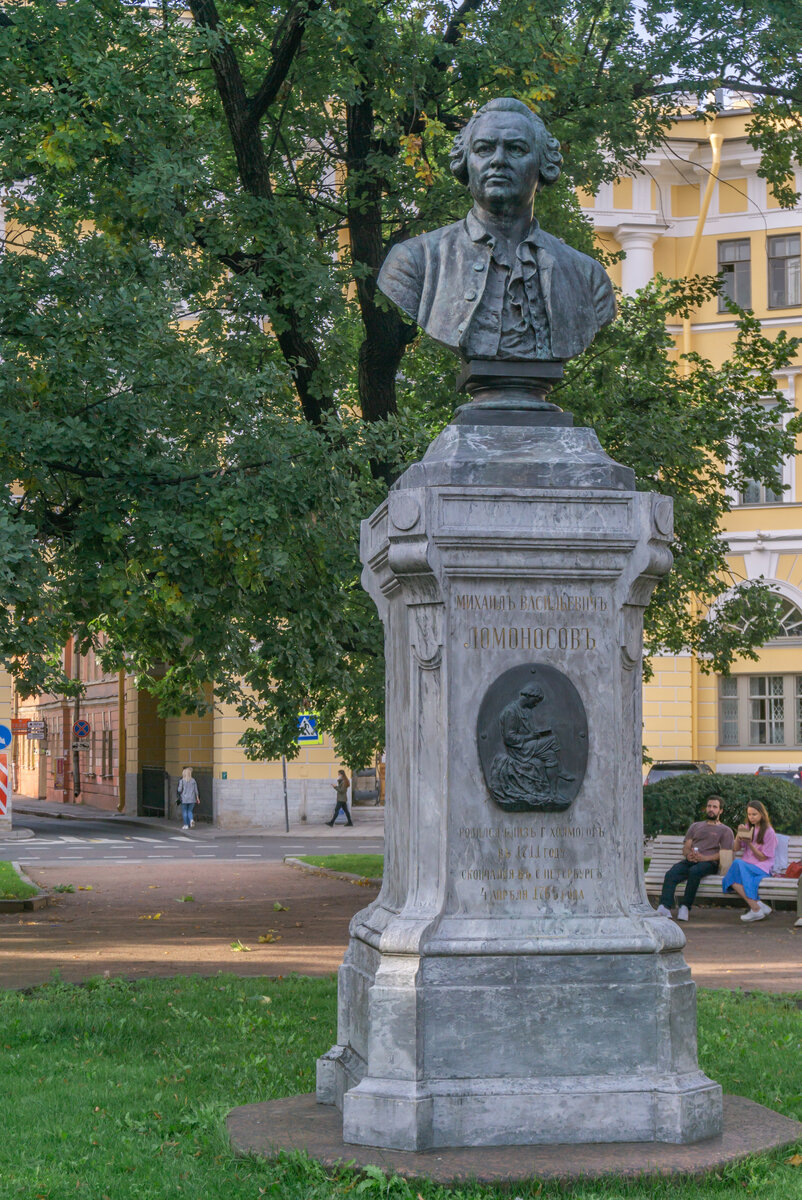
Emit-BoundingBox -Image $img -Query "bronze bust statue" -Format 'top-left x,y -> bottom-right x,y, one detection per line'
378,98 -> 615,372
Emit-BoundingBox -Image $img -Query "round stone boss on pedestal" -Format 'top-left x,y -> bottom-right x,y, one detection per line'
476,663 -> 588,813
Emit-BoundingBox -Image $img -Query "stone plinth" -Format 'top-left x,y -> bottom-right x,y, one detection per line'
228,1093 -> 802,1181
317,415 -> 722,1149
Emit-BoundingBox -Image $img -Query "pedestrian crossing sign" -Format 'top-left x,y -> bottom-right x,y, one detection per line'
297,713 -> 323,745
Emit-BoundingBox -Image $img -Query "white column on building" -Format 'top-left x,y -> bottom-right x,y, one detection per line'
615,225 -> 663,294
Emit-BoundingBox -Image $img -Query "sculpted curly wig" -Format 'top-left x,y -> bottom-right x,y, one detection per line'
449,98 -> 563,191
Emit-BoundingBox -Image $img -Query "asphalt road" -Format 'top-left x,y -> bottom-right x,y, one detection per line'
1,814 -> 382,865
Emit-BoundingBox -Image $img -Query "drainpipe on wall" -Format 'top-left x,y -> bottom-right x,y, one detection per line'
117,670 -> 126,813
71,637 -> 82,804
681,125 -> 722,761
681,127 -> 723,373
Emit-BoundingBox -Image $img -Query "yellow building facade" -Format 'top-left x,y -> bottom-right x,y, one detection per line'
581,101 -> 802,774
15,662 -> 351,829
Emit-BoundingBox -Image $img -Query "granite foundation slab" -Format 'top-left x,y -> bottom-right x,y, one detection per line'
227,1092 -> 802,1182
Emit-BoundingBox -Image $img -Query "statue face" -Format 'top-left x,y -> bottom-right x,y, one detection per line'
466,111 -> 541,214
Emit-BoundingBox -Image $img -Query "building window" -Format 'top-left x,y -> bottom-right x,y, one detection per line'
739,472 -> 783,505
102,728 -> 113,777
718,671 -> 802,746
775,596 -> 802,639
736,435 -> 784,505
719,677 -> 739,745
749,675 -> 785,745
718,239 -> 751,310
767,233 -> 801,308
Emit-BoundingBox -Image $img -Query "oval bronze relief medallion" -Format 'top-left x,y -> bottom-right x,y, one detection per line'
476,663 -> 588,813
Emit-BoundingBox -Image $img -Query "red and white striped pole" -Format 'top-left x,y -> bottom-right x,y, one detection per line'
0,753 -> 8,819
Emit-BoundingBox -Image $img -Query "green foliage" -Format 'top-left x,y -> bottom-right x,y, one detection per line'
643,774 -> 802,838
0,0 -> 801,764
297,852 -> 384,877
0,974 -> 799,1199
0,860 -> 38,899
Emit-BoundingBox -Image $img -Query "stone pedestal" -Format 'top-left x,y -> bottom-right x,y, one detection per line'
317,414 -> 722,1150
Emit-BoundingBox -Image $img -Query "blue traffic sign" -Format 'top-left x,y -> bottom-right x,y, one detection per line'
73,720 -> 90,738
297,714 -> 323,745
0,725 -> 10,750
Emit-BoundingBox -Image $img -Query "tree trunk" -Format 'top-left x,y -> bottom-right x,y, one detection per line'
346,97 -> 415,423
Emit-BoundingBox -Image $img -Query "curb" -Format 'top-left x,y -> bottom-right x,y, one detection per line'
0,862 -> 54,913
283,856 -> 382,887
12,805 -> 385,840
13,805 -> 173,833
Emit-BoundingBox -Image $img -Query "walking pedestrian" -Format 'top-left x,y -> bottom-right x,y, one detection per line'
326,770 -> 353,827
177,767 -> 200,830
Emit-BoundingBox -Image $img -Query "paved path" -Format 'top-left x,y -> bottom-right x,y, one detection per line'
678,904 -> 801,993
0,860 -> 378,989
1,855 -> 799,992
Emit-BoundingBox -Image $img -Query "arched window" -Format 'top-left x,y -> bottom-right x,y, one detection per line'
731,591 -> 802,641
772,595 -> 802,639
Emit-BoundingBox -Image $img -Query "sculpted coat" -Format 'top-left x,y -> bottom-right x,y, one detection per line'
378,213 -> 615,361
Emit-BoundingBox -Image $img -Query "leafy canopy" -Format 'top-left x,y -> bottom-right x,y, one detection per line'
0,0 -> 801,763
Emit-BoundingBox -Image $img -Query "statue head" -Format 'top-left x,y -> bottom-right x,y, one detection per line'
519,682 -> 545,708
449,98 -> 563,216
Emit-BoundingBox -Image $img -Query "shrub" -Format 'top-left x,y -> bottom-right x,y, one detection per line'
643,774 -> 802,838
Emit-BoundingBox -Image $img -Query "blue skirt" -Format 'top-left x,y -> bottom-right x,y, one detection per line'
722,859 -> 769,901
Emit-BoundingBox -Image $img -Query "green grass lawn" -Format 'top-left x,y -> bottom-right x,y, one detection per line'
297,852 -> 384,878
0,859 -> 38,899
0,975 -> 800,1199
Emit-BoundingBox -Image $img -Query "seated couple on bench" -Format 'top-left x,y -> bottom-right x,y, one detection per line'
656,795 -> 779,924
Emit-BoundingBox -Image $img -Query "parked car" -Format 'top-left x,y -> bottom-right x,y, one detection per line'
754,767 -> 802,786
644,760 -> 715,785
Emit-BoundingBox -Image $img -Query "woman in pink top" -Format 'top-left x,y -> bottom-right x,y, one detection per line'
721,801 -> 777,923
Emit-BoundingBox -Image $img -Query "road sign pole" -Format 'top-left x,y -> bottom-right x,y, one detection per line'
0,753 -> 7,819
281,755 -> 290,833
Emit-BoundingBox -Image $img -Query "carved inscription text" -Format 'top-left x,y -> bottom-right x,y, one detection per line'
456,822 -> 605,907
465,626 -> 595,651
457,592 -> 602,652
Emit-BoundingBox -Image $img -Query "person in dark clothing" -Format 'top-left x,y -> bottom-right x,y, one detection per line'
326,770 -> 353,827
656,794 -> 734,922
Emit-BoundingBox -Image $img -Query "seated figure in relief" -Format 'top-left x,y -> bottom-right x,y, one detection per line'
490,682 -> 574,812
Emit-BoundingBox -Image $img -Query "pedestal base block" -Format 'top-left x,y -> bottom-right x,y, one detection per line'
342,1073 -> 723,1150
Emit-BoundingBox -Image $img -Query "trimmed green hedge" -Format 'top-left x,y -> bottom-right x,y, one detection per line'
643,773 -> 802,838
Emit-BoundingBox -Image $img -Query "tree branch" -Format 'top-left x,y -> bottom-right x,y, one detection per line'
249,0 -> 321,125
441,0 -> 486,48
187,0 -> 331,424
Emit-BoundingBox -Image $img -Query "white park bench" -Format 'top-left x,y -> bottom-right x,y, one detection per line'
644,834 -> 802,908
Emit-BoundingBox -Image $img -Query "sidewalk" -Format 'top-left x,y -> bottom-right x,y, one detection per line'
11,794 -> 385,839
2,857 -> 800,992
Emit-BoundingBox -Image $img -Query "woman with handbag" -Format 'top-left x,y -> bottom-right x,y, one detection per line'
177,766 -> 200,830
721,801 -> 777,923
